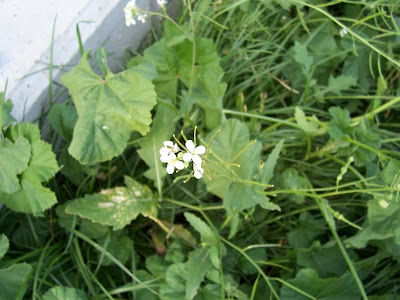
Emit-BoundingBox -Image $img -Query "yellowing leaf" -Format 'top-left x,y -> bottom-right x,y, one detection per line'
65,177 -> 158,230
43,286 -> 88,300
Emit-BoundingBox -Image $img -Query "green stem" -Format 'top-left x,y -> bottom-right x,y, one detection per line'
221,237 -> 280,299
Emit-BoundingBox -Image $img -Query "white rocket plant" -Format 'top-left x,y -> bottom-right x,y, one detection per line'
160,130 -> 207,180
124,0 -> 167,27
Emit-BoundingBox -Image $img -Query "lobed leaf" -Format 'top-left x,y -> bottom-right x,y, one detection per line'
0,137 -> 31,194
1,123 -> 58,213
61,52 -> 157,164
204,119 -> 279,212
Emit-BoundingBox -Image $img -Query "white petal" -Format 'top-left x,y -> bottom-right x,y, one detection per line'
194,163 -> 203,174
166,164 -> 174,174
164,141 -> 173,147
186,140 -> 195,152
194,170 -> 203,179
195,145 -> 206,155
167,153 -> 176,163
174,160 -> 185,170
192,154 -> 202,166
173,143 -> 179,153
183,152 -> 192,162
160,155 -> 169,163
160,147 -> 170,156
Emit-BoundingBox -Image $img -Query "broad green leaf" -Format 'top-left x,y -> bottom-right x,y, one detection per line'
204,119 -> 260,198
1,124 -> 59,213
58,147 -> 99,187
23,139 -> 59,182
346,199 -> 400,248
0,234 -> 9,261
327,74 -> 357,95
0,263 -> 32,300
146,254 -> 170,278
237,248 -> 267,275
138,101 -> 177,191
195,284 -> 222,300
43,286 -> 88,300
7,122 -> 41,142
7,123 -> 59,181
65,176 -> 158,230
165,240 -> 185,264
277,168 -> 308,204
177,38 -> 226,129
204,119 -> 278,212
293,41 -> 313,76
381,160 -> 400,186
351,119 -> 381,166
48,103 -> 78,141
186,247 -> 213,300
128,39 -> 178,101
184,212 -> 217,245
280,268 -> 359,300
97,233 -> 133,266
11,214 -> 50,248
327,107 -> 352,140
287,212 -> 326,248
1,177 -> 57,214
225,181 -> 280,211
160,263 -> 187,300
0,137 -> 31,194
57,204 -> 107,239
79,219 -> 108,239
296,241 -> 349,278
135,270 -> 159,300
61,52 -> 157,164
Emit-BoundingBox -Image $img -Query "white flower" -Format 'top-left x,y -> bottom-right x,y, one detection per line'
160,140 -> 179,157
123,0 -> 146,26
137,13 -> 147,23
182,140 -> 206,166
193,162 -> 204,179
339,28 -> 348,38
157,0 -> 167,7
163,153 -> 184,174
124,0 -> 137,26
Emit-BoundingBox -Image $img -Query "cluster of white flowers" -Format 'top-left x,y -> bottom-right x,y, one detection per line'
157,0 -> 167,7
339,27 -> 348,38
123,0 -> 147,26
160,140 -> 206,179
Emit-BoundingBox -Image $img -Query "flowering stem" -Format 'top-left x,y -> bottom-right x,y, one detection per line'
231,140 -> 257,163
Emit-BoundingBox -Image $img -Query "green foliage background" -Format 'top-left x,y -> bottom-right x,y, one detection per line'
1,0 -> 400,299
